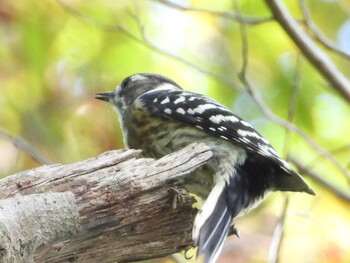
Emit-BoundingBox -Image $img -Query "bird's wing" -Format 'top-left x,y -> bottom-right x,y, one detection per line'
135,89 -> 293,174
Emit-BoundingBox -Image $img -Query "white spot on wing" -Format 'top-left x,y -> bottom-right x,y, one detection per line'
240,121 -> 252,127
153,98 -> 157,103
197,104 -> 217,113
196,125 -> 204,130
209,127 -> 216,131
174,96 -> 186,104
188,104 -> 217,115
237,129 -> 261,139
187,108 -> 195,115
164,108 -> 172,114
209,114 -> 239,124
220,135 -> 228,140
161,97 -> 170,104
176,108 -> 186,115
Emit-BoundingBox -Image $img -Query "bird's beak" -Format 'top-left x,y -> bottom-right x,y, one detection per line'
94,91 -> 115,102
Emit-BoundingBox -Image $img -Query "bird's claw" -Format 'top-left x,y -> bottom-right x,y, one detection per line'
228,224 -> 240,238
168,187 -> 185,209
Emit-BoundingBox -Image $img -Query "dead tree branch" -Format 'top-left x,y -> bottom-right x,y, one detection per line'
265,0 -> 350,102
0,142 -> 213,263
0,128 -> 52,165
152,0 -> 273,25
298,0 -> 350,61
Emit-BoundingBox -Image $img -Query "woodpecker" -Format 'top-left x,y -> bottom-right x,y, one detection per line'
95,73 -> 315,263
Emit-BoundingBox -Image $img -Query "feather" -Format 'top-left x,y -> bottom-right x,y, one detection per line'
193,179 -> 233,263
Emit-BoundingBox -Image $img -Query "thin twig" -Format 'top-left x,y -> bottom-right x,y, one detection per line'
151,0 -> 273,25
283,54 -> 302,157
268,196 -> 289,263
0,128 -> 51,165
270,53 -> 302,263
232,0 -> 248,81
265,0 -> 350,103
299,0 -> 350,61
306,144 -> 350,170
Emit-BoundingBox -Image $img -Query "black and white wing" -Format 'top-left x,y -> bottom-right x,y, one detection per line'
135,88 -> 293,173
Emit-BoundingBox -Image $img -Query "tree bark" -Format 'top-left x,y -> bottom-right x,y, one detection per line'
0,142 -> 213,263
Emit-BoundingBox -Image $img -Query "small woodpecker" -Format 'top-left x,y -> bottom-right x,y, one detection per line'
95,73 -> 315,263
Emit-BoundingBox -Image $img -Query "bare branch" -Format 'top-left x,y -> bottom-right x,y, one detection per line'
299,0 -> 350,61
306,144 -> 350,170
268,196 -> 289,263
151,0 -> 273,25
232,0 -> 249,80
0,128 -> 51,165
283,54 -> 302,157
265,0 -> 350,102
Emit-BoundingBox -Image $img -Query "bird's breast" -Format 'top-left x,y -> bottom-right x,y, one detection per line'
122,108 -> 249,199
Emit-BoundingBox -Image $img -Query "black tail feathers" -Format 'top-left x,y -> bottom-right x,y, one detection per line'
273,169 -> 315,195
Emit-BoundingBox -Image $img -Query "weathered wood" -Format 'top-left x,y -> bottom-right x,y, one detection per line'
0,142 -> 213,263
0,192 -> 80,263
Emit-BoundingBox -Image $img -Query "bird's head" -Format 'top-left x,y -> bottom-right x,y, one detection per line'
95,73 -> 181,116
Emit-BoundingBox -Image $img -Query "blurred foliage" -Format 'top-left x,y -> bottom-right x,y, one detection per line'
0,0 -> 350,262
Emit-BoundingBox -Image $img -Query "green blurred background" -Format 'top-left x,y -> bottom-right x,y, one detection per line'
0,0 -> 350,262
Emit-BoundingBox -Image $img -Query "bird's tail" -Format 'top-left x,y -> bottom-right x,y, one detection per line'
193,172 -> 251,263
